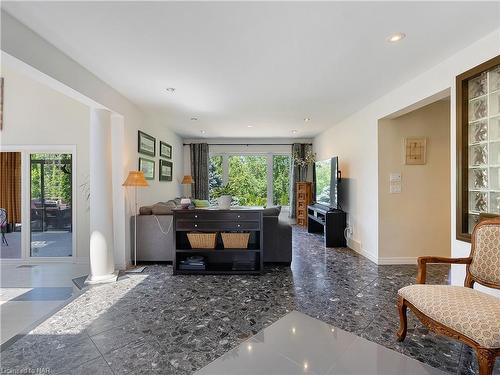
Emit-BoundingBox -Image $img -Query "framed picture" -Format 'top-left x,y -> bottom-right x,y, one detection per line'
159,159 -> 173,181
139,157 -> 155,180
160,141 -> 172,159
405,137 -> 427,165
138,131 -> 155,156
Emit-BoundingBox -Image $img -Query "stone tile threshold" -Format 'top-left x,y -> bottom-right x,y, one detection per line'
195,311 -> 446,375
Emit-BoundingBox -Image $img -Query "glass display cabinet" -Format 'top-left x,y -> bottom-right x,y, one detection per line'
457,55 -> 500,241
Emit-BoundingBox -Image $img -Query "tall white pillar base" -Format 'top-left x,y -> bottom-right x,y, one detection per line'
85,271 -> 119,285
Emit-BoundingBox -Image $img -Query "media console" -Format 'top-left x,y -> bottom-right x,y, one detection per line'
307,204 -> 347,247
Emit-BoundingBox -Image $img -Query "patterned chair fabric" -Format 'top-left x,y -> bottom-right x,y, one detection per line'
470,223 -> 500,286
398,285 -> 500,348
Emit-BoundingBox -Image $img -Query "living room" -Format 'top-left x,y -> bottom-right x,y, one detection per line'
1,2 -> 499,375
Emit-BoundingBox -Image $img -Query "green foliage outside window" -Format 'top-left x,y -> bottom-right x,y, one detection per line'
208,154 -> 291,207
31,153 -> 72,204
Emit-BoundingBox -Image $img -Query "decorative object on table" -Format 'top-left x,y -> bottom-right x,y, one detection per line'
192,199 -> 209,208
159,159 -> 173,181
180,198 -> 191,209
159,141 -> 172,159
0,77 -> 3,131
405,137 -> 427,165
122,171 -> 149,273
211,183 -> 233,209
187,232 -> 217,249
221,232 -> 250,249
138,130 -> 156,156
139,157 -> 155,180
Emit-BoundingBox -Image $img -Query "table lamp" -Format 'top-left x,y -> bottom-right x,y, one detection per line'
122,171 -> 149,271
181,175 -> 194,208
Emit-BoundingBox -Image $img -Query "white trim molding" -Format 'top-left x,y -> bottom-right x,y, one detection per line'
347,238 -> 378,264
377,257 -> 418,265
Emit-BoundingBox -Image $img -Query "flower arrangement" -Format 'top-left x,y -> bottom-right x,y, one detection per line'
293,149 -> 316,167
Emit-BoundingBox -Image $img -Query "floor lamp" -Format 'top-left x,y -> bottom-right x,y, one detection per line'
122,171 -> 149,272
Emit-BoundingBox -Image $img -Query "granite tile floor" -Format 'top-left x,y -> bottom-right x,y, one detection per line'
1,226 -> 498,374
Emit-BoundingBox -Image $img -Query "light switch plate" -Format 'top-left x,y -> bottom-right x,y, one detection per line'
390,173 -> 401,193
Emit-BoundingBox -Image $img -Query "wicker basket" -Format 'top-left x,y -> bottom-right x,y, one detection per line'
187,232 -> 217,249
221,232 -> 250,249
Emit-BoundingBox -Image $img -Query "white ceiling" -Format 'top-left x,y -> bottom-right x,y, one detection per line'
3,1 -> 499,138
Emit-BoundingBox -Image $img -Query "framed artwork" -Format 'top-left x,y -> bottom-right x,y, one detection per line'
405,137 -> 427,165
138,131 -> 155,156
139,157 -> 155,180
159,159 -> 173,181
160,141 -> 172,159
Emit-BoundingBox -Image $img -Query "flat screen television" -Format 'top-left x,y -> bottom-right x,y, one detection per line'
314,157 -> 340,210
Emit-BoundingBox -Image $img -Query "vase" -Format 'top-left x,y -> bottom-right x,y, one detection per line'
218,195 -> 232,209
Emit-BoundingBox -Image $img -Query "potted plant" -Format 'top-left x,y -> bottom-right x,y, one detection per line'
211,183 -> 234,209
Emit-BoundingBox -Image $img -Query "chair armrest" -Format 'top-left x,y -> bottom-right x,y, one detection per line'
416,256 -> 472,284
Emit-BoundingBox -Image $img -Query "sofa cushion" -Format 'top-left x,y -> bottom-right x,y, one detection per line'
139,206 -> 153,215
398,284 -> 500,348
151,201 -> 176,215
263,206 -> 281,217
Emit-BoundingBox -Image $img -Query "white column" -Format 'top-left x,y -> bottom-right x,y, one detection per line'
86,108 -> 118,284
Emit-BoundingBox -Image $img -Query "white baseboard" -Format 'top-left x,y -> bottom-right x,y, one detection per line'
347,238 -> 378,264
377,257 -> 417,265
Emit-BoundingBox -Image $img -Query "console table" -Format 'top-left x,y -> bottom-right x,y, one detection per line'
173,208 -> 264,275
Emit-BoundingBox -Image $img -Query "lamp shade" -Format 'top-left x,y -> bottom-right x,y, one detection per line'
181,175 -> 194,184
122,171 -> 149,187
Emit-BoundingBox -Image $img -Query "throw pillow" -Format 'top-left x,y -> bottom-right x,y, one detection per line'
139,206 -> 153,215
262,206 -> 281,217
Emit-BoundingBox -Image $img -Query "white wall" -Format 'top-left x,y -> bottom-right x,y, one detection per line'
1,12 -> 183,268
378,100 -> 451,263
0,66 -> 90,261
314,28 -> 499,297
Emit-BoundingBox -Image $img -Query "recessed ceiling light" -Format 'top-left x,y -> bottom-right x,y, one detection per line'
386,32 -> 406,43
304,118 -> 311,122
166,87 -> 176,92
191,117 -> 198,121
200,130 -> 206,134
247,125 -> 253,128
292,130 -> 298,134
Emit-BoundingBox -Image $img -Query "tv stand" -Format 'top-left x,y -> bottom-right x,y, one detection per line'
307,204 -> 347,247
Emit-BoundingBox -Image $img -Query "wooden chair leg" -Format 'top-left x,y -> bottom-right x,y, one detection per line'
476,348 -> 495,375
396,296 -> 407,342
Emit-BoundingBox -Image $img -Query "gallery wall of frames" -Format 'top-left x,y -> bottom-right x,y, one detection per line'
456,55 -> 500,242
137,130 -> 173,182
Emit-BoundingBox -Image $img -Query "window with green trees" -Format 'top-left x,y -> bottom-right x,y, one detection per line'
209,153 -> 291,207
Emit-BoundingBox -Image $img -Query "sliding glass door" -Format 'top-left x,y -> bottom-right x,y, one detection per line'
30,153 -> 73,257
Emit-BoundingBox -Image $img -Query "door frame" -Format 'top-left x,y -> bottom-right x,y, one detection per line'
1,145 -> 77,263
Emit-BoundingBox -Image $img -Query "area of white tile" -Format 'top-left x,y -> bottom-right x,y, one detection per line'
0,262 -> 89,345
195,311 -> 447,375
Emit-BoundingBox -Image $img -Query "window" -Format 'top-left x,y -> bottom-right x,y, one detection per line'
229,155 -> 268,206
272,155 -> 291,206
209,153 -> 291,207
456,55 -> 500,241
209,155 -> 223,201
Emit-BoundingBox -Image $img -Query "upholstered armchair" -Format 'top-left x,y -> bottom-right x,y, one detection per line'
396,217 -> 500,375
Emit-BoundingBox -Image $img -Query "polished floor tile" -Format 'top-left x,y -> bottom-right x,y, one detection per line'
195,311 -> 446,375
0,262 -> 88,345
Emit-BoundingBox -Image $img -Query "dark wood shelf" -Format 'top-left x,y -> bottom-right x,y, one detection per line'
173,209 -> 264,275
